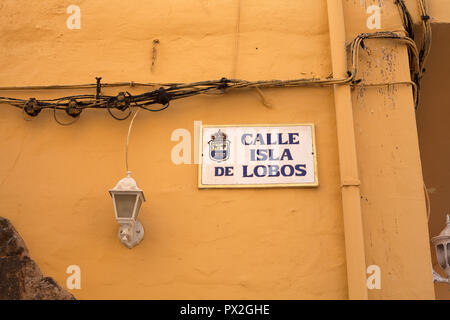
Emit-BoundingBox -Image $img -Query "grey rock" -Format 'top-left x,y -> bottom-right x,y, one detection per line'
0,217 -> 75,300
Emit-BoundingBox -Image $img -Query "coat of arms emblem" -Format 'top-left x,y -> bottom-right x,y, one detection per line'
208,130 -> 231,162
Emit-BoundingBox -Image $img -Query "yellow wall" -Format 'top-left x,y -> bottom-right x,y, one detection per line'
429,0 -> 450,23
344,1 -> 435,300
0,0 -> 438,299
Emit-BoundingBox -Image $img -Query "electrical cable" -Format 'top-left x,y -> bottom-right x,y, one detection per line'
395,0 -> 415,39
0,4 -> 431,124
394,0 -> 432,109
107,102 -> 133,121
126,108 -> 140,173
53,105 -> 81,126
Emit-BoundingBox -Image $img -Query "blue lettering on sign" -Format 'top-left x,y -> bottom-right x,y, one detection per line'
241,133 -> 300,146
268,165 -> 280,177
215,167 -> 224,176
250,149 -> 293,161
243,165 -> 307,178
215,167 -> 234,177
215,131 -> 308,180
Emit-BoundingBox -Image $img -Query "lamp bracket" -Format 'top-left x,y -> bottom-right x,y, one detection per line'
118,221 -> 144,249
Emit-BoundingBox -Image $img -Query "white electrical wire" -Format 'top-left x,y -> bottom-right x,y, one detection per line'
125,108 -> 140,174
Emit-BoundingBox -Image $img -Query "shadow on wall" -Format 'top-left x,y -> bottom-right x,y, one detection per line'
417,23 -> 450,301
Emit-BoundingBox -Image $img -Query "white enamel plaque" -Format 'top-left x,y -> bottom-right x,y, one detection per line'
199,124 -> 318,188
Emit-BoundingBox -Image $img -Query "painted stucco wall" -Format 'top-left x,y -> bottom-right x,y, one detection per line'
428,0 -> 450,23
344,1 -> 435,300
0,0 -> 438,299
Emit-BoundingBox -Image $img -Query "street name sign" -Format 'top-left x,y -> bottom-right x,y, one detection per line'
198,124 -> 318,188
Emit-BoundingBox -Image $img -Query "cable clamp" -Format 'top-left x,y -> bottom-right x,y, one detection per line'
116,92 -> 130,111
66,99 -> 82,118
24,98 -> 42,117
218,77 -> 230,92
154,87 -> 172,106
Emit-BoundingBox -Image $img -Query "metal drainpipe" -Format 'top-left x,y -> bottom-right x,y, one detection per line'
326,0 -> 368,300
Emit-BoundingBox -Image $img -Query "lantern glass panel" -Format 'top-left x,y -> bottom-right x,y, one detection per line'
437,244 -> 446,270
447,243 -> 450,265
115,194 -> 137,218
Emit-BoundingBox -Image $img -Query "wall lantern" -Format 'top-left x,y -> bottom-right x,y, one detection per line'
109,171 -> 146,249
431,215 -> 450,284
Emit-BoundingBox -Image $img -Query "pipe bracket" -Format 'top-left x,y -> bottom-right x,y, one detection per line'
341,179 -> 361,187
